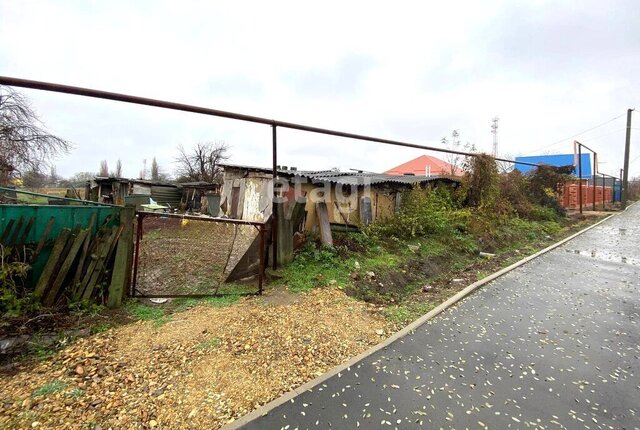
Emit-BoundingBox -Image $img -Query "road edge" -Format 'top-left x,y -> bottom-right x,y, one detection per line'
222,210 -> 620,430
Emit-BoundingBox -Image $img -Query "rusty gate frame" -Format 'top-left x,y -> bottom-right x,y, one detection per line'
131,211 -> 267,298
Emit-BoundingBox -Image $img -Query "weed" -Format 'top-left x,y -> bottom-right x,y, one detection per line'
384,302 -> 436,325
69,300 -> 104,317
279,243 -> 351,293
67,388 -> 85,399
152,315 -> 172,328
29,336 -> 56,361
172,298 -> 200,311
32,380 -> 68,397
126,301 -> 170,327
195,337 -> 221,350
384,306 -> 412,324
476,270 -> 491,280
90,323 -> 112,334
173,294 -> 241,312
1,244 -> 36,317
126,302 -> 164,321
202,295 -> 241,307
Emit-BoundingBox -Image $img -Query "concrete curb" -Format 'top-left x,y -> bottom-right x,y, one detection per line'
221,210 -> 619,430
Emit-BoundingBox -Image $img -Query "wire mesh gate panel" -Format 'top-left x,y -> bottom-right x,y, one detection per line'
132,212 -> 266,297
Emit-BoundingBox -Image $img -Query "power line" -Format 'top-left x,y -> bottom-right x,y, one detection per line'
523,113 -> 626,155
579,127 -> 626,143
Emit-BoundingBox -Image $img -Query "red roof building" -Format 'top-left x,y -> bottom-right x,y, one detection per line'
385,155 -> 463,177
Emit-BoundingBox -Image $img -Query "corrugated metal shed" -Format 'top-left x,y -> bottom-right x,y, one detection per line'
514,154 -> 592,178
150,186 -> 182,207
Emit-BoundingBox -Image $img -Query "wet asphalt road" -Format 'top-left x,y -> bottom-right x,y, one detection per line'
240,206 -> 640,430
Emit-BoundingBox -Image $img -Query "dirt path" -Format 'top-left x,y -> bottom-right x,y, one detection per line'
0,288 -> 390,429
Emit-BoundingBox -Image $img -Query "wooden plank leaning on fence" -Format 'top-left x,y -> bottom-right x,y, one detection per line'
107,207 -> 135,308
44,228 -> 89,307
34,228 -> 71,299
275,197 -> 307,266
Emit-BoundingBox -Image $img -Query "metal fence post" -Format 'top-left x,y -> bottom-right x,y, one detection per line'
258,224 -> 265,295
272,124 -> 278,270
602,174 -> 605,210
578,144 -> 583,214
131,212 -> 144,297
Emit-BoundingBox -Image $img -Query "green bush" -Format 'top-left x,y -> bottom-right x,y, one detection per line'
499,170 -> 533,217
530,205 -> 560,222
0,245 -> 36,317
366,186 -> 456,239
527,165 -> 570,216
280,242 -> 350,292
462,154 -> 500,208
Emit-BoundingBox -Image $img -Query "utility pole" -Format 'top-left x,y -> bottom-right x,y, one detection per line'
491,117 -> 499,157
578,144 -> 583,213
622,108 -> 634,209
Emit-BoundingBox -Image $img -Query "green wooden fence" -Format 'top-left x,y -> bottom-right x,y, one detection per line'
1,190 -> 133,309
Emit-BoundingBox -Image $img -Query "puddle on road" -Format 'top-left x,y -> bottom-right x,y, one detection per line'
564,248 -> 640,266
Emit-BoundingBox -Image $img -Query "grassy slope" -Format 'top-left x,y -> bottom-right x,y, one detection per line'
273,213 -> 597,327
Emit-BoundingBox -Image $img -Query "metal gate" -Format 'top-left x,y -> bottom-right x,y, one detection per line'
131,211 -> 266,298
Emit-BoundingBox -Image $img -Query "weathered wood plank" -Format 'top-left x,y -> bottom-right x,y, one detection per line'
107,207 -> 135,308
77,228 -> 113,300
8,216 -> 24,246
44,229 -> 89,307
32,216 -> 55,261
315,201 -> 333,247
34,228 -> 70,299
17,216 -> 35,250
72,213 -> 97,287
276,197 -> 308,266
73,226 -> 109,300
82,226 -> 122,301
0,219 -> 15,243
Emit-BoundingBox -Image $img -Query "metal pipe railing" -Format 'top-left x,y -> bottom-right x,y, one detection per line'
0,76 -> 540,167
0,186 -> 116,206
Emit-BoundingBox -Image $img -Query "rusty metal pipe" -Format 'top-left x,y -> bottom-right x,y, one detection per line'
592,154 -> 596,211
0,76 -> 541,167
135,211 -> 265,226
272,125 -> 278,270
258,225 -> 265,294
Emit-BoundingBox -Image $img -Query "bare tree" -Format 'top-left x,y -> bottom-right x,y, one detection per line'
441,130 -> 477,176
497,152 -> 515,174
151,157 -> 159,181
444,130 -> 462,175
111,159 -> 123,177
0,86 -> 71,185
174,141 -> 229,183
69,171 -> 95,186
48,165 -> 60,185
99,160 -> 109,177
22,168 -> 46,188
139,159 -> 147,180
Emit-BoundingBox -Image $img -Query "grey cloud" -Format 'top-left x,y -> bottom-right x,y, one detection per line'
203,76 -> 264,99
483,1 -> 640,79
284,54 -> 377,98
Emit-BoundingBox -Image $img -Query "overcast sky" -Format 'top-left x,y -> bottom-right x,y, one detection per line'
1,0 -> 639,179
